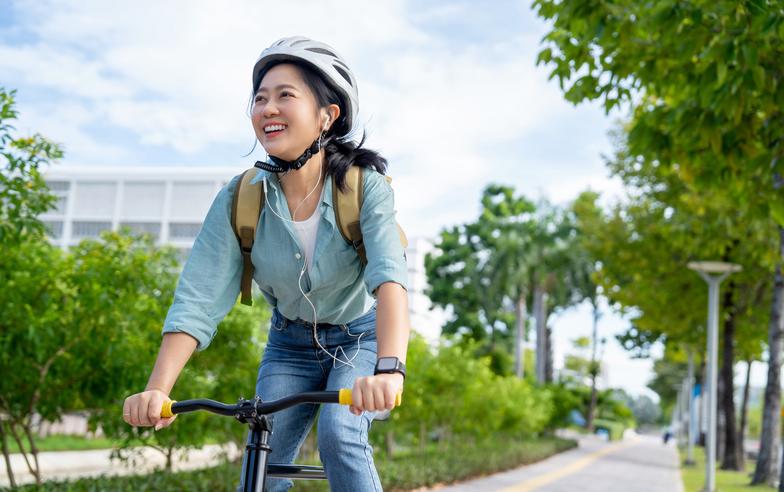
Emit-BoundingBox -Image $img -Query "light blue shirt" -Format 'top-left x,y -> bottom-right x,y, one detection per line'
162,166 -> 408,350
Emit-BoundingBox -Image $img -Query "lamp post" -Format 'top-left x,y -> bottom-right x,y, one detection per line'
685,352 -> 696,466
688,261 -> 742,492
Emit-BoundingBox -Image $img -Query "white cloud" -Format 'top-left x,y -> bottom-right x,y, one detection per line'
3,1 -> 614,221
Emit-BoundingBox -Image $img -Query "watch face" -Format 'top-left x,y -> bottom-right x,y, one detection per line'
377,358 -> 398,371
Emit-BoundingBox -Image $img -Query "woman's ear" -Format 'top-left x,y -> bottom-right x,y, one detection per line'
326,104 -> 340,128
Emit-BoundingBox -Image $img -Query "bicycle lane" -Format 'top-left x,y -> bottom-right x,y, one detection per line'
427,434 -> 684,492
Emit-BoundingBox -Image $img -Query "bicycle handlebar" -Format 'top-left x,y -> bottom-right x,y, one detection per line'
160,389 -> 402,419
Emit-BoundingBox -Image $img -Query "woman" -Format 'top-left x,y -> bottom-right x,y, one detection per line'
122,36 -> 410,491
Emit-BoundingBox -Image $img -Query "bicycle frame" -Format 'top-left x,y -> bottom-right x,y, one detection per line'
160,389 -> 400,492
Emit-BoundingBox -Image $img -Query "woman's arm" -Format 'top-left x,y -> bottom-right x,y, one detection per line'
145,332 -> 199,394
375,281 -> 410,362
350,281 -> 410,415
123,332 -> 198,429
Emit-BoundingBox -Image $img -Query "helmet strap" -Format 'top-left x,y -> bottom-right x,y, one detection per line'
255,132 -> 328,173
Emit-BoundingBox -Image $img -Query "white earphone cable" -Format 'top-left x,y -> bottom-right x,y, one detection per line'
262,132 -> 363,368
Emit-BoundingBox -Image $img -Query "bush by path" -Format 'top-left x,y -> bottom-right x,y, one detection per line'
5,435 -> 576,491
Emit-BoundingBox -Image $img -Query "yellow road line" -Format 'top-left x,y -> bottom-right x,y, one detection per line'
497,438 -> 639,492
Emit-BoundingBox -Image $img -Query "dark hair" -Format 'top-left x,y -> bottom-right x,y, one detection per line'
260,60 -> 388,192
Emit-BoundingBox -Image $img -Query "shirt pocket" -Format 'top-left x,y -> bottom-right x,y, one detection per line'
322,244 -> 361,288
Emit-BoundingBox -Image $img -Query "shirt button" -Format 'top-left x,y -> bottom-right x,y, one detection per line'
295,253 -> 301,259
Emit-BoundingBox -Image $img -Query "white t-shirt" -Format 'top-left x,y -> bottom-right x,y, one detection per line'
291,189 -> 323,273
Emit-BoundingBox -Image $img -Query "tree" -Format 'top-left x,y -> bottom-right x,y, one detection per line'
97,295 -> 269,471
569,128 -> 775,470
568,192 -> 605,430
532,0 -> 784,483
0,87 -> 64,487
629,395 -> 662,427
0,229 -> 181,486
425,185 -> 580,378
0,88 -> 63,247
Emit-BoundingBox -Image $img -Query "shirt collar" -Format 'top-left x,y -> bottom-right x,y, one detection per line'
251,169 -> 333,210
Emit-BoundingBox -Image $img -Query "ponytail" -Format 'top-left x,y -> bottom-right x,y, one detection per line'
324,132 -> 388,192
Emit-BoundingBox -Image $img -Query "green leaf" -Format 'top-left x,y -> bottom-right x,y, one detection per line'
771,195 -> 784,227
752,66 -> 765,90
716,62 -> 727,85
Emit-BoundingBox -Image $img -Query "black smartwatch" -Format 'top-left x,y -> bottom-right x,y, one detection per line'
374,357 -> 406,380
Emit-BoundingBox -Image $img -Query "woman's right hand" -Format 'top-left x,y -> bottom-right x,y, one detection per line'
122,389 -> 177,431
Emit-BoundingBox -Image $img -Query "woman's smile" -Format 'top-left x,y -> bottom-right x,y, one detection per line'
263,122 -> 288,139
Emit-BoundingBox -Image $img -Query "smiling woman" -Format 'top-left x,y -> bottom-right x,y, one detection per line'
121,36 -> 411,492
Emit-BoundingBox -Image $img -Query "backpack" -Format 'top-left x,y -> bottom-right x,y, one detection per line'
231,166 -> 408,305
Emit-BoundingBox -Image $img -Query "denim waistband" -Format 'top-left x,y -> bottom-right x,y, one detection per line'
271,308 -> 345,330
271,304 -> 377,331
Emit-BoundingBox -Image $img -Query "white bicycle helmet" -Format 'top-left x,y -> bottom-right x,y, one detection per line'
252,36 -> 360,138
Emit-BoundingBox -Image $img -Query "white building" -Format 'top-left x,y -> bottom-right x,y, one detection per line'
42,165 -> 446,342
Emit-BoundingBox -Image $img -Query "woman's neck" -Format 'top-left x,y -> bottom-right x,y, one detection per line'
278,151 -> 326,199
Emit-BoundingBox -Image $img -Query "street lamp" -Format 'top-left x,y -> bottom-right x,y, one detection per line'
688,261 -> 742,492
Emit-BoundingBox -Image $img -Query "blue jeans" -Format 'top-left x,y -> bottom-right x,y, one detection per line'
237,305 -> 383,492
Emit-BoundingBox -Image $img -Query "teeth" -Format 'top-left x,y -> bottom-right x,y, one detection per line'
264,124 -> 286,133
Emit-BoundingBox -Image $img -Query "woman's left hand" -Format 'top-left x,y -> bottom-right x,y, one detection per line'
350,373 -> 404,416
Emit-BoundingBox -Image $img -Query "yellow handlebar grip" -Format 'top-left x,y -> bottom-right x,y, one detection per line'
339,388 -> 353,405
338,389 -> 402,407
160,400 -> 177,418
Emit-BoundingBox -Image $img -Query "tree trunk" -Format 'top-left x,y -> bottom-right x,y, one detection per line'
8,421 -> 37,483
738,359 -> 752,470
545,323 -> 554,383
586,301 -> 600,432
533,284 -> 546,383
515,292 -> 527,379
720,282 -> 741,470
385,430 -> 395,458
752,224 -> 784,486
0,420 -> 17,489
22,422 -> 41,485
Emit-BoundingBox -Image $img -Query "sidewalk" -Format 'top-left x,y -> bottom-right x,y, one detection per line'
0,442 -> 241,487
426,433 -> 683,492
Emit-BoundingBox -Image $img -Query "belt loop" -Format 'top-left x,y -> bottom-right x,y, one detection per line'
272,308 -> 289,330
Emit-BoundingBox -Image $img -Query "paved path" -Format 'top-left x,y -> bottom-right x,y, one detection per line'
429,434 -> 683,492
0,443 -> 241,487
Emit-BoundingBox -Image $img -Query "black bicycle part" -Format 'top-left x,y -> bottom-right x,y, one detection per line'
169,391 -> 342,490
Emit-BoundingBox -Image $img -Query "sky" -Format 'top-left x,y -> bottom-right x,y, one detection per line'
0,0 -> 671,398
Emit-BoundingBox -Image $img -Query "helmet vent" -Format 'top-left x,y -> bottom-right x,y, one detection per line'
290,39 -> 310,47
305,47 -> 337,57
334,65 -> 353,85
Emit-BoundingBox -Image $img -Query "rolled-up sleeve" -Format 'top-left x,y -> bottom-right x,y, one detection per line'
162,175 -> 243,350
360,168 -> 408,296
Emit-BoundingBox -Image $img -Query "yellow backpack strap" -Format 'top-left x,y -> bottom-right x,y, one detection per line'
231,168 -> 265,306
333,167 -> 408,266
388,174 -> 409,250
334,166 -> 365,263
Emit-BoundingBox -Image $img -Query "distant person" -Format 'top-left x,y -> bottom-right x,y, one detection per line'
122,36 -> 410,491
663,427 -> 673,444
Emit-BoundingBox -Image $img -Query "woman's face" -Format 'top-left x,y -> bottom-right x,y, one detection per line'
251,63 -> 325,161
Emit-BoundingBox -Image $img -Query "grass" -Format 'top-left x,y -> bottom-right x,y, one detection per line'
679,446 -> 775,492
5,434 -> 122,453
5,434 -> 224,454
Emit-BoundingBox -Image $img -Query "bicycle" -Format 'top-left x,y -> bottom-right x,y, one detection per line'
160,389 -> 402,491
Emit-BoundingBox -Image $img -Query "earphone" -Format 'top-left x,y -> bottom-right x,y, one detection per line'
262,145 -> 364,369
